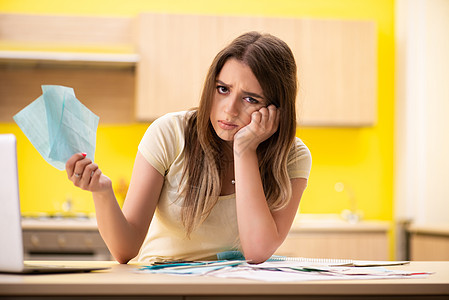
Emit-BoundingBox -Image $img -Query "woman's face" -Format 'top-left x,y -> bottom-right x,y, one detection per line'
210,58 -> 266,142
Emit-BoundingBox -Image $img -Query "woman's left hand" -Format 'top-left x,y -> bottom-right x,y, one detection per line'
233,104 -> 280,155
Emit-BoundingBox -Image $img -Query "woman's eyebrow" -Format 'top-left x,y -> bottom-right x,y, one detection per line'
216,79 -> 230,87
216,80 -> 265,100
242,90 -> 265,101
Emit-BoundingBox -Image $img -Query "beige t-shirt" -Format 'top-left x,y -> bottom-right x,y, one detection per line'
136,111 -> 312,262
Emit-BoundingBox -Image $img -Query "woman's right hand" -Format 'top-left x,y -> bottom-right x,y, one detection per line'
66,153 -> 112,193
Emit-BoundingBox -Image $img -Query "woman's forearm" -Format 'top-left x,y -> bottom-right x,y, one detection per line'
92,189 -> 143,264
234,149 -> 282,263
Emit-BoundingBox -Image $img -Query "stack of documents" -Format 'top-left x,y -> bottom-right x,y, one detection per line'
139,260 -> 244,275
138,257 -> 432,282
206,260 -> 432,282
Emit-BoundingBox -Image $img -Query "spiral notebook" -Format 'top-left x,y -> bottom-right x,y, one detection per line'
269,255 -> 409,267
217,251 -> 409,267
268,255 -> 353,266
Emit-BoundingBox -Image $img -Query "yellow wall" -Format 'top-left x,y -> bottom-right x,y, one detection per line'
0,1 -> 395,221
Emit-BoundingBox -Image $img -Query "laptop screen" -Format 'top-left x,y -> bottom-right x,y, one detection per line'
0,134 -> 25,272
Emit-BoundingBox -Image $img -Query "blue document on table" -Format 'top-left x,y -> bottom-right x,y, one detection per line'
140,260 -> 244,275
13,85 -> 99,170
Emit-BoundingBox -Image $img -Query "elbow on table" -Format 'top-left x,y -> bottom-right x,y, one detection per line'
241,237 -> 283,264
115,257 -> 131,264
243,249 -> 274,264
112,249 -> 139,264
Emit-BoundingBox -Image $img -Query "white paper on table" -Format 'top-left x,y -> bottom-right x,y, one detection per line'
206,263 -> 433,282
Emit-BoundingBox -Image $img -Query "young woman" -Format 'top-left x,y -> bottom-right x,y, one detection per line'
66,31 -> 312,264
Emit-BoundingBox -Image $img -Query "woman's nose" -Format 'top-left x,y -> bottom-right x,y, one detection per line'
224,95 -> 239,116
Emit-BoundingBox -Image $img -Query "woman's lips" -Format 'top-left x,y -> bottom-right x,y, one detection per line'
218,120 -> 238,130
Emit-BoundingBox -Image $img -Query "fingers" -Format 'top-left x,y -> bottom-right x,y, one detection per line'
66,153 -> 100,190
251,105 -> 279,132
251,110 -> 262,123
234,104 -> 280,153
260,106 -> 269,124
73,157 -> 91,178
91,168 -> 102,183
66,153 -> 87,178
78,163 -> 99,189
267,104 -> 279,123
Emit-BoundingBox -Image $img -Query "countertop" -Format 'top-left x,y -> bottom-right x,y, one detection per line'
290,214 -> 391,232
0,261 -> 448,298
408,223 -> 449,236
21,213 -> 391,232
21,216 -> 98,231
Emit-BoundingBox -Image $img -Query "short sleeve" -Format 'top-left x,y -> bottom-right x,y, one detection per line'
138,112 -> 185,176
287,137 -> 312,179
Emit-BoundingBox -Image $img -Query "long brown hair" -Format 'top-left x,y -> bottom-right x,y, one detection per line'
180,31 -> 298,237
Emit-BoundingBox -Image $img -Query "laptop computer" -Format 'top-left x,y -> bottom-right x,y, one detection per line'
0,134 -> 109,274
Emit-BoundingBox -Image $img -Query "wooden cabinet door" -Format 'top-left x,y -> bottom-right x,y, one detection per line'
276,231 -> 388,260
136,13 -> 377,126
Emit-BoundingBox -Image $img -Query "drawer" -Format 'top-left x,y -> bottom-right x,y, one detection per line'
23,230 -> 107,251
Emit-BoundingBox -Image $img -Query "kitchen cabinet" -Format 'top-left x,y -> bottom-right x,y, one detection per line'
408,224 -> 449,261
0,14 -> 136,123
276,216 -> 390,260
0,61 -> 136,123
0,13 -> 376,126
21,217 -> 112,261
137,13 -> 377,126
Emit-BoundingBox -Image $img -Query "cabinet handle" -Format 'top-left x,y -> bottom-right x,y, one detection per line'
84,237 -> 93,247
30,235 -> 40,247
57,235 -> 67,247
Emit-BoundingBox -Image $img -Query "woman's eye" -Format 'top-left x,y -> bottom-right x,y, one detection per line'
217,86 -> 229,94
244,97 -> 260,104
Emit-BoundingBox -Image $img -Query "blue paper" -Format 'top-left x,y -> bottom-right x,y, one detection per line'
140,260 -> 244,275
13,85 -> 99,170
